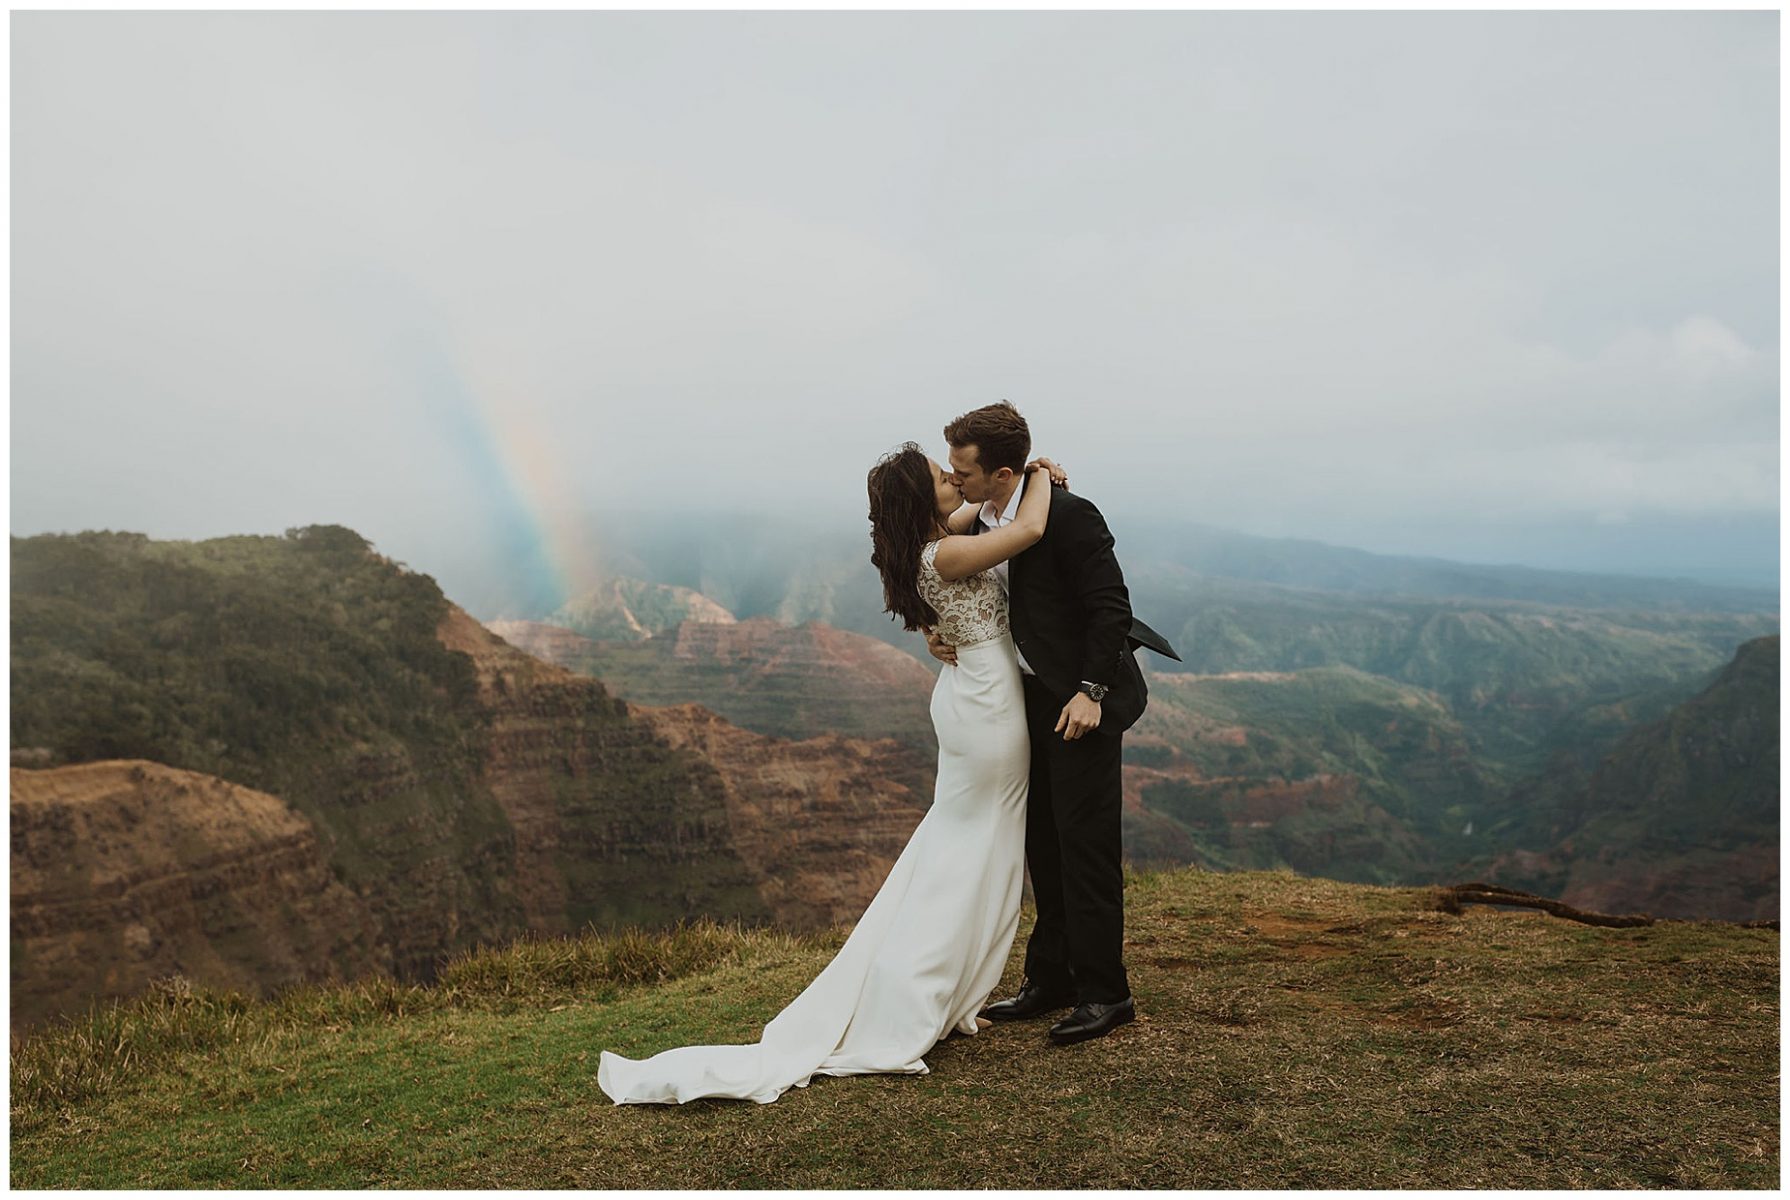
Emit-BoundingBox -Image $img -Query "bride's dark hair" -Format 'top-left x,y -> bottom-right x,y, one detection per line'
867,442 -> 943,633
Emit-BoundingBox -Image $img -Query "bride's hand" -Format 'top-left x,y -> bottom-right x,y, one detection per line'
1027,457 -> 1068,489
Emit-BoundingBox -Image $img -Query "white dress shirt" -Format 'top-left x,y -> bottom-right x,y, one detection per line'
978,472 -> 1037,677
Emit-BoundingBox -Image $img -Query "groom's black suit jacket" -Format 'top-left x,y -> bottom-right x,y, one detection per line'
976,483 -> 1174,734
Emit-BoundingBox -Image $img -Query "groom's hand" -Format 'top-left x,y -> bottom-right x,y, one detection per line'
924,627 -> 958,666
1055,693 -> 1102,740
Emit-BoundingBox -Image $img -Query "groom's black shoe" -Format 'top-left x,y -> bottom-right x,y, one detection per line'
1048,996 -> 1136,1044
980,979 -> 1077,1022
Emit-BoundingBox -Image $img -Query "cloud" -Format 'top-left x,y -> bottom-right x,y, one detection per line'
9,11 -> 1777,583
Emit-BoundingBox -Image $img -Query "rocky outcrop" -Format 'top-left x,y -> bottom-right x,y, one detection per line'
629,702 -> 933,928
545,578 -> 736,642
444,603 -> 936,931
437,604 -> 768,937
486,615 -> 939,756
10,760 -> 387,1030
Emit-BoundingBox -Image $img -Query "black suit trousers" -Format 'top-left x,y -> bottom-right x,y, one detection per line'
1019,672 -> 1130,1005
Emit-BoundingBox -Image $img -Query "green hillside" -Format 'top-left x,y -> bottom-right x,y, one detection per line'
11,867 -> 1775,1189
12,525 -> 483,781
1471,635 -> 1780,920
1523,634 -> 1776,848
10,528 -> 525,972
1127,664 -> 1492,880
1130,567 -> 1770,778
9,527 -> 765,987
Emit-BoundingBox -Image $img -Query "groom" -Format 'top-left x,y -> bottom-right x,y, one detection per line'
931,401 -> 1173,1045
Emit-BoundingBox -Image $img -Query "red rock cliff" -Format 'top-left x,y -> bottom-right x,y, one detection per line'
10,759 -> 387,1030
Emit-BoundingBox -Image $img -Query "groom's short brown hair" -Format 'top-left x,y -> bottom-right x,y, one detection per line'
944,401 -> 1031,476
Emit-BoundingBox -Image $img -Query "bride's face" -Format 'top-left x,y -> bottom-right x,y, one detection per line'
926,458 -> 964,522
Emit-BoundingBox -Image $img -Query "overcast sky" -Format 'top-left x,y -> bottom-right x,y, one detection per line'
11,11 -> 1780,590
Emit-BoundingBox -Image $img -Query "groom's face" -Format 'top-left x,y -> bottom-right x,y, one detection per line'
945,443 -> 1011,506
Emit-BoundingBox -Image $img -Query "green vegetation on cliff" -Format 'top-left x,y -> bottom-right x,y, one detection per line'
1131,664 -> 1492,878
12,527 -> 532,978
1131,569 -> 1770,777
12,525 -> 483,782
10,526 -> 533,967
9,528 -> 778,1001
10,867 -> 1775,1189
1471,635 -> 1780,920
1508,634 -> 1778,851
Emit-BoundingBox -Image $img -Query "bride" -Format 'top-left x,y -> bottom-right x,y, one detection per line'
596,443 -> 1062,1105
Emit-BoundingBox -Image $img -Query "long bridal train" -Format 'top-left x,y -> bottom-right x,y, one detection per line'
597,627 -> 1029,1105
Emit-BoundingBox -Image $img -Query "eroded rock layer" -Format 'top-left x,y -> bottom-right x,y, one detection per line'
11,760 -> 387,1028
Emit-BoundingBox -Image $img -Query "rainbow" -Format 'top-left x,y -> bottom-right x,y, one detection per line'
425,344 -> 600,613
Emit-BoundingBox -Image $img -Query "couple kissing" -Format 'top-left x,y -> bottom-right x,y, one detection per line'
599,400 -> 1176,1106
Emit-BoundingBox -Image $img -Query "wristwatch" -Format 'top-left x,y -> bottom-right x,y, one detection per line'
1078,681 -> 1108,703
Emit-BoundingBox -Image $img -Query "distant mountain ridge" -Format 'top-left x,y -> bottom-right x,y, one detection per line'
1112,516 -> 1777,614
436,509 -> 1776,631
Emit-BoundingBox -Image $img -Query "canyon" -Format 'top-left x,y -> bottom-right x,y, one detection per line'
11,527 -> 1776,1031
10,528 -> 935,1030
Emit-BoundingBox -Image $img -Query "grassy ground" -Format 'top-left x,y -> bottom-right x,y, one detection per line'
11,866 -> 1778,1188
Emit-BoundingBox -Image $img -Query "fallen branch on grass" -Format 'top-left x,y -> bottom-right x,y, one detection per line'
1436,882 -> 1655,928
1436,882 -> 1780,930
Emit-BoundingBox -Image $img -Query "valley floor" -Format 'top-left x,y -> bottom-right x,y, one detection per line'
11,867 -> 1779,1189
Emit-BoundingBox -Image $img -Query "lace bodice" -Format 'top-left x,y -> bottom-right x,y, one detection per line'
918,540 -> 1009,647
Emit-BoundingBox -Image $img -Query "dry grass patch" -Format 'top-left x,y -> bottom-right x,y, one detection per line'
11,866 -> 1777,1189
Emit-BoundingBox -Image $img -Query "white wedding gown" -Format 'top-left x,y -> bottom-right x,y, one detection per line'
597,540 -> 1029,1104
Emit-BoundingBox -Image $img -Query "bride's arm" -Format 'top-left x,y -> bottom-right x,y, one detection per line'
945,500 -> 980,535
931,465 -> 1053,582
1029,457 -> 1068,488
943,458 -> 1065,537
